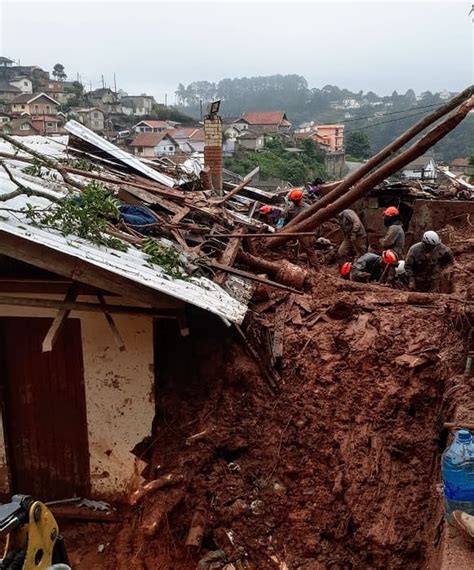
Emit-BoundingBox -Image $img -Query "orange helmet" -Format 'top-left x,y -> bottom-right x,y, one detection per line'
382,249 -> 399,265
260,205 -> 272,215
288,189 -> 304,202
340,262 -> 352,276
383,206 -> 400,217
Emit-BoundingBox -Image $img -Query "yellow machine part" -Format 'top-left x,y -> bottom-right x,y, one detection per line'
3,501 -> 59,569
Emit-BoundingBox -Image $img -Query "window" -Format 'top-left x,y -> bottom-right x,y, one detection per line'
169,146 -> 173,151
34,105 -> 39,112
21,105 -> 25,110
46,106 -> 50,113
137,147 -> 143,153
20,123 -> 30,131
47,122 -> 54,127
93,112 -> 99,118
23,81 -> 28,86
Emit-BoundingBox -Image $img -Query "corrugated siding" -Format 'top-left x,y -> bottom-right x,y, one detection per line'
0,317 -> 90,501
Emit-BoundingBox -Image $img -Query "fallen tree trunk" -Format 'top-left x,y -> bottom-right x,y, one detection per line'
273,85 -> 474,242
269,96 -> 473,248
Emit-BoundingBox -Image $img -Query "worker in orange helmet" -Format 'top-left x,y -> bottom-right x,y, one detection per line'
259,204 -> 284,228
380,206 -> 405,257
339,261 -> 352,280
350,249 -> 399,283
284,188 -> 318,265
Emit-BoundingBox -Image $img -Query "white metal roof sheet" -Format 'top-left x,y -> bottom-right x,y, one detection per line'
0,151 -> 247,324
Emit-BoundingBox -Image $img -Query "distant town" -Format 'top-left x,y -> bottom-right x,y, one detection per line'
0,56 -> 472,186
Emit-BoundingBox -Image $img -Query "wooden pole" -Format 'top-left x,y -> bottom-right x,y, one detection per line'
269,96 -> 474,248
207,232 -> 319,238
216,166 -> 259,205
273,85 -> 474,241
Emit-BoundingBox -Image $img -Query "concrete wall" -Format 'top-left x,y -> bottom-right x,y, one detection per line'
0,295 -> 155,500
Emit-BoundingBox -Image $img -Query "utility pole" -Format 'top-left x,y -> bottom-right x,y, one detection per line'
165,93 -> 168,106
200,99 -> 203,122
101,74 -> 105,89
114,72 -> 117,93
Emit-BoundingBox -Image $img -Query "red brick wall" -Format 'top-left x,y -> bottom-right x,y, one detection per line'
204,116 -> 223,192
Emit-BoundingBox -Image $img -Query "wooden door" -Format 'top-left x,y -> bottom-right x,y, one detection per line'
0,317 -> 90,501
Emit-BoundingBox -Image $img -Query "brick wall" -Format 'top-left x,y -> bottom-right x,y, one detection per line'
204,116 -> 223,192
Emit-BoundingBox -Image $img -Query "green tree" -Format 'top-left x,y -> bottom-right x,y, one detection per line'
469,155 -> 474,166
52,63 -> 67,81
345,131 -> 371,160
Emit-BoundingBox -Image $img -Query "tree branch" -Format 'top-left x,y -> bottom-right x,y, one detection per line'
0,162 -> 62,203
0,132 -> 85,191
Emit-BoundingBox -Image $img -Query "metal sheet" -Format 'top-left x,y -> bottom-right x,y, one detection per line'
64,120 -> 176,187
0,163 -> 248,324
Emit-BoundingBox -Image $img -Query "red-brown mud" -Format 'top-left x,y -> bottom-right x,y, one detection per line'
65,225 -> 473,570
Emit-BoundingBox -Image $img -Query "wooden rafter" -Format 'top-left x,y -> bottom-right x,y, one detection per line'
42,285 -> 77,352
96,292 -> 126,351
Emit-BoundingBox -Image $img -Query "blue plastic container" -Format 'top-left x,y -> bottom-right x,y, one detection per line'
442,429 -> 474,522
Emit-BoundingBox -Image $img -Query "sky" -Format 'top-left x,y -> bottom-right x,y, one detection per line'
0,0 -> 473,103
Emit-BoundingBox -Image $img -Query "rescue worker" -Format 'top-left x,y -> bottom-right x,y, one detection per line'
337,209 -> 368,264
405,231 -> 454,292
259,204 -> 284,228
285,189 -> 317,264
350,249 -> 399,283
394,260 -> 409,289
380,206 -> 405,256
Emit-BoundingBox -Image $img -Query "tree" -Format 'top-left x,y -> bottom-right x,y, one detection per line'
469,155 -> 474,166
52,63 -> 67,81
345,131 -> 371,160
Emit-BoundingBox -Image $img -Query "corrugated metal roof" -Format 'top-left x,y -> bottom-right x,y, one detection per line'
64,120 -> 176,187
0,146 -> 248,324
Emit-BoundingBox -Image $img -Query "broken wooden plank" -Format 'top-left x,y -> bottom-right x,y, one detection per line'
214,228 -> 245,285
129,473 -> 184,506
185,507 -> 207,549
42,286 -> 77,352
97,292 -> 126,351
272,300 -> 287,362
217,166 -> 259,205
0,295 -> 180,316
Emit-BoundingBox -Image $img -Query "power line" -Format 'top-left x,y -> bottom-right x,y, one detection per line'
344,108 -> 441,133
337,101 -> 444,124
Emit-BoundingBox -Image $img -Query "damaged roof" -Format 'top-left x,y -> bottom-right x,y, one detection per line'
0,135 -> 248,324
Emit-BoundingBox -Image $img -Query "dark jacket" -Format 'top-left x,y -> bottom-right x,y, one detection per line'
338,209 -> 367,239
405,242 -> 454,283
381,220 -> 405,255
351,253 -> 383,282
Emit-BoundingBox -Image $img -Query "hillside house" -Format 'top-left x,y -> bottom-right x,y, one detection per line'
8,76 -> 32,94
31,115 -> 62,135
41,80 -> 73,105
0,57 -> 14,68
237,130 -> 265,151
0,117 -> 40,136
72,108 -> 105,132
402,156 -> 437,181
449,158 -> 473,176
170,128 -> 205,153
315,124 -> 344,152
0,81 -> 21,103
10,93 -> 59,116
129,132 -> 179,157
233,111 -> 292,133
122,95 -> 155,116
0,112 -> 10,124
87,88 -> 121,114
133,120 -> 175,133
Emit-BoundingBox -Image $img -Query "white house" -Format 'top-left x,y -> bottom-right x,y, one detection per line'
133,120 -> 175,133
402,156 -> 437,181
129,132 -> 178,157
121,95 -> 155,117
8,76 -> 33,94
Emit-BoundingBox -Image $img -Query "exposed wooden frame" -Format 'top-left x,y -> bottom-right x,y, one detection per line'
0,295 -> 179,317
0,230 -> 183,309
96,292 -> 126,351
42,285 -> 77,352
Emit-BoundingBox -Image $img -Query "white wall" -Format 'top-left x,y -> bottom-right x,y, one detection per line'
0,296 -> 155,500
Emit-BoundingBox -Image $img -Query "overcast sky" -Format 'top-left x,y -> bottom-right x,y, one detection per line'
1,1 -> 473,102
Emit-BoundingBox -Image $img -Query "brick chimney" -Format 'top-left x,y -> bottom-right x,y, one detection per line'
204,114 -> 223,194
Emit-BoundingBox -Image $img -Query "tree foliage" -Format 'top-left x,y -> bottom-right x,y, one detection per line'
345,131 -> 371,160
176,75 -> 473,160
52,63 -> 67,81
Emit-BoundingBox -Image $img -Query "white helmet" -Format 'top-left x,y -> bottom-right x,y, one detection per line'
395,260 -> 405,276
422,231 -> 441,246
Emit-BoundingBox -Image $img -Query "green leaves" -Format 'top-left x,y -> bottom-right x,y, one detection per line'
24,182 -> 127,252
142,237 -> 189,280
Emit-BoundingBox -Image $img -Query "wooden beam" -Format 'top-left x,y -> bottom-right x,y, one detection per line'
97,292 -> 126,351
42,286 -> 77,352
0,295 -> 180,316
217,167 -> 259,205
0,230 -> 182,309
214,228 -> 245,285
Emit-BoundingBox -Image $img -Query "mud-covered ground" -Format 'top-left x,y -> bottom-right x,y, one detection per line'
65,225 -> 473,570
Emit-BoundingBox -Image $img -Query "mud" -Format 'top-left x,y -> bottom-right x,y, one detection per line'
64,224 -> 472,570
